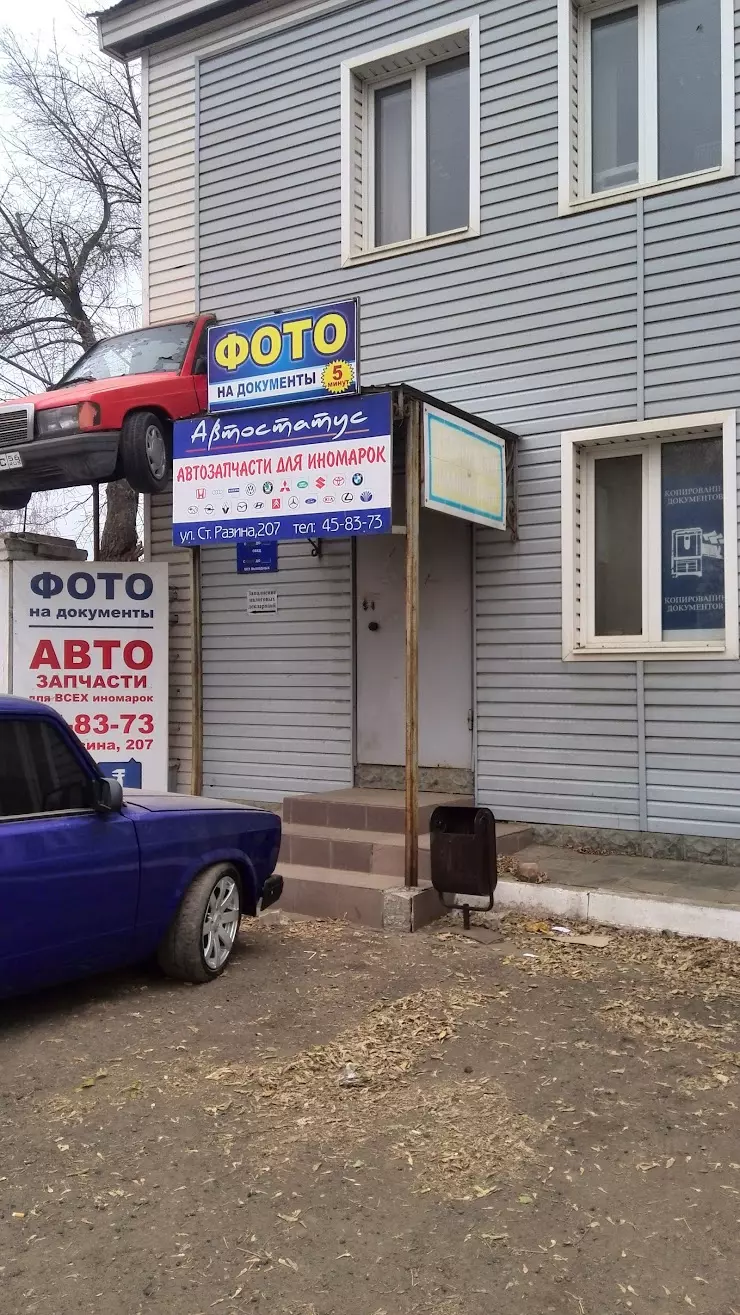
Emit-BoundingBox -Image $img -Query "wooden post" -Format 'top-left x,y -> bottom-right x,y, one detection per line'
404,396 -> 421,888
190,546 -> 204,795
92,486 -> 100,561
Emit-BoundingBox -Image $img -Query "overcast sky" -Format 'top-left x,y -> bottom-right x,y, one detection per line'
11,1 -> 75,33
7,0 -> 119,38
5,1 -> 83,44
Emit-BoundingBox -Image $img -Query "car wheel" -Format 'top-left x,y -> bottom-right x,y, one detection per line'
157,863 -> 243,983
120,410 -> 171,494
0,490 -> 31,511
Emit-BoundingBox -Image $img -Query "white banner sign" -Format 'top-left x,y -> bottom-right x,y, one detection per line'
11,561 -> 169,791
423,403 -> 508,532
172,392 -> 394,547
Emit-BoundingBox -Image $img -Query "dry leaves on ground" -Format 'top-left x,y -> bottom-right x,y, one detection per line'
203,986 -> 541,1198
499,914 -> 740,1000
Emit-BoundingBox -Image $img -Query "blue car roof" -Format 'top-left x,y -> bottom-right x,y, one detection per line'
0,696 -> 64,719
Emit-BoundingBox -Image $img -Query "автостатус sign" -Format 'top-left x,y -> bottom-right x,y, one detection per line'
172,391 -> 393,547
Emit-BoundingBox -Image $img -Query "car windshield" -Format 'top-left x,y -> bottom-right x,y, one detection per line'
56,322 -> 196,386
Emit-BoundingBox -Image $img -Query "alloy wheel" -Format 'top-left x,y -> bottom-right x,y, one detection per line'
202,874 -> 240,971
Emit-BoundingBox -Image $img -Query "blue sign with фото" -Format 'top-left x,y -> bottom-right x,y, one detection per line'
207,299 -> 359,413
236,542 -> 278,574
662,437 -> 725,639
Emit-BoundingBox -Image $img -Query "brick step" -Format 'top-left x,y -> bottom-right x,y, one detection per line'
276,863 -> 394,928
283,788 -> 474,835
279,820 -> 533,880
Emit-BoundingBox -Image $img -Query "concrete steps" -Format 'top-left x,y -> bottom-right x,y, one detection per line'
275,787 -> 534,928
282,787 -> 474,835
280,820 -> 533,881
278,863 -> 393,928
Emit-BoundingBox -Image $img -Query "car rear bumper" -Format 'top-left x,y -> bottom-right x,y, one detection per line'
0,431 -> 120,493
259,873 -> 283,912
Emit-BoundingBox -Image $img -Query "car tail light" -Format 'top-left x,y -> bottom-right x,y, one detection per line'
78,402 -> 101,430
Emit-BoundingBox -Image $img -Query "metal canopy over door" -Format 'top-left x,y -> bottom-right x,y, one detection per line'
355,507 -> 473,770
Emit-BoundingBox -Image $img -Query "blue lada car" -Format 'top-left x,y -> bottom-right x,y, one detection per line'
0,697 -> 282,998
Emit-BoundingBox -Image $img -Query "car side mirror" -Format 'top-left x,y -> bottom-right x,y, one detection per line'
95,777 -> 124,814
193,354 -> 207,375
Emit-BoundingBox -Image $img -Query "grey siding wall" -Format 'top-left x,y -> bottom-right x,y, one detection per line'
195,0 -> 649,825
200,540 -> 353,801
641,173 -> 740,836
147,0 -> 740,833
150,490 -> 195,793
144,4 -> 326,797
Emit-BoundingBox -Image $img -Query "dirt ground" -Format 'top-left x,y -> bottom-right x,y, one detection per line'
1,912 -> 739,1315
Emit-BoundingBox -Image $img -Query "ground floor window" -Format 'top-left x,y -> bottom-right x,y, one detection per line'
561,411 -> 738,659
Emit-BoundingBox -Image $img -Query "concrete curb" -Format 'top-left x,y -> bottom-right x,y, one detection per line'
495,878 -> 740,943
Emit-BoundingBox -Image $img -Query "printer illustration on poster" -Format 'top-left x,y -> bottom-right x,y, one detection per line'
670,527 -> 724,579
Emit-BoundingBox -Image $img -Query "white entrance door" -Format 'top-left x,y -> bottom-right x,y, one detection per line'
355,509 -> 473,768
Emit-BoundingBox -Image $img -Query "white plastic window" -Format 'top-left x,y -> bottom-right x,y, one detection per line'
559,0 -> 733,209
341,19 -> 480,263
561,413 -> 739,659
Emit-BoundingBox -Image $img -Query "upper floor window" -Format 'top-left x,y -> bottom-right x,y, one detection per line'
341,18 -> 481,264
558,0 -> 734,211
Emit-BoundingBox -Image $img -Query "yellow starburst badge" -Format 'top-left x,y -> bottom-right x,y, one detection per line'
321,360 -> 355,394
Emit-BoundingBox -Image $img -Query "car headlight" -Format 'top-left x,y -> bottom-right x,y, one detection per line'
36,402 -> 100,437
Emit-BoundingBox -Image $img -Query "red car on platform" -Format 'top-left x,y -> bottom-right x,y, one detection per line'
0,314 -> 214,510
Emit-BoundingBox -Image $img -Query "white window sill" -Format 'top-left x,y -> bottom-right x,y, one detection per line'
341,224 -> 479,267
558,163 -> 735,217
564,642 -> 736,662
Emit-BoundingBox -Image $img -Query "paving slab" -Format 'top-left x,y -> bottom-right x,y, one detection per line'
515,843 -> 740,906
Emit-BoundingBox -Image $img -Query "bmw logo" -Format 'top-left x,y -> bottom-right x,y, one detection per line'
352,473 -> 363,486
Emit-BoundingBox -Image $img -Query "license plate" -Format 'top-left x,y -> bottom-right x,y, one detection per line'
0,451 -> 23,470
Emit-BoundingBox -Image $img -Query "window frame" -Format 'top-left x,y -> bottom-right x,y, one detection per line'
558,0 -> 735,214
340,17 -> 481,265
364,70 -> 418,251
561,410 -> 739,660
0,715 -> 99,822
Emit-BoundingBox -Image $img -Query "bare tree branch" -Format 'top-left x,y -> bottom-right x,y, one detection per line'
0,9 -> 142,558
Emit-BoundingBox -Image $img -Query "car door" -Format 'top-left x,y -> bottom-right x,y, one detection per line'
0,713 -> 140,995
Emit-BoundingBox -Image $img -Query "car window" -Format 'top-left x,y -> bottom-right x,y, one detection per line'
0,718 -> 96,819
56,321 -> 195,386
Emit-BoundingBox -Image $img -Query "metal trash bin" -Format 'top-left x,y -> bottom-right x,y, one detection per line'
429,806 -> 497,926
